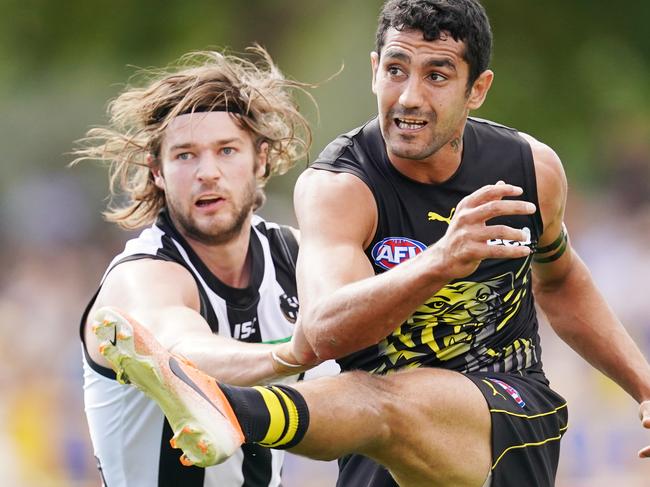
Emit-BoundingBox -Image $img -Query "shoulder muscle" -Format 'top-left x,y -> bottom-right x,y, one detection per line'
94,258 -> 200,314
294,168 -> 377,249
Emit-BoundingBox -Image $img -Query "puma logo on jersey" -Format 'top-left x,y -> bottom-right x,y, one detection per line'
428,207 -> 455,225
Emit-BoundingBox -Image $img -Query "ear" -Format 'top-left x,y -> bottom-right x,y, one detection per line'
467,69 -> 494,110
256,141 -> 269,179
370,51 -> 380,95
147,153 -> 165,190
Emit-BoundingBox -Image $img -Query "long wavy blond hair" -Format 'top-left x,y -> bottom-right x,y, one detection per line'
72,46 -> 313,229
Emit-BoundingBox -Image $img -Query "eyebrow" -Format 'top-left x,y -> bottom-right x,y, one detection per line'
425,58 -> 457,72
382,49 -> 411,64
383,48 -> 457,72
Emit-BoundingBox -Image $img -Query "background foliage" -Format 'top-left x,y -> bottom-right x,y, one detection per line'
0,2 -> 648,486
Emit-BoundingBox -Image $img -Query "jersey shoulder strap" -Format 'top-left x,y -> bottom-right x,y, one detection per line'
276,225 -> 298,273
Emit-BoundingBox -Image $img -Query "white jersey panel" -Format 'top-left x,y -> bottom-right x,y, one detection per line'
83,353 -> 163,486
101,225 -> 166,281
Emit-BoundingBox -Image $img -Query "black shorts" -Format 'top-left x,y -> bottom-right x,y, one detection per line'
336,369 -> 568,487
465,369 -> 568,486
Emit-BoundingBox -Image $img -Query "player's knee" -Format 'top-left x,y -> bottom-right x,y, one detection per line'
349,371 -> 396,441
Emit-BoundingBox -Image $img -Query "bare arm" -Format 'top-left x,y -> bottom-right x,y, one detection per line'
292,168 -> 536,363
86,259 -> 305,386
524,132 -> 650,456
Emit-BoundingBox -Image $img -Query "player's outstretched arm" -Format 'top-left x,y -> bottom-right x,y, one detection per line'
525,132 -> 650,455
292,168 -> 535,363
86,259 -> 307,386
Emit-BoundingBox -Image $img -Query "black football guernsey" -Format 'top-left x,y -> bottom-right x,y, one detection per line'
310,117 -> 545,376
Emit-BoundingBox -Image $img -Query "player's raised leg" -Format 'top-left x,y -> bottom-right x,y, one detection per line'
94,306 -> 492,487
291,369 -> 492,487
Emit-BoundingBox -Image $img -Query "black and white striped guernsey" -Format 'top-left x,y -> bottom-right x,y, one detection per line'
81,210 -> 312,487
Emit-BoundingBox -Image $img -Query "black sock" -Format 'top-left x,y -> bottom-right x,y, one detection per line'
217,383 -> 309,449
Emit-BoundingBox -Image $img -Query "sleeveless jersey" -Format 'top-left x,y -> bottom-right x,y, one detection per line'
81,210 -> 311,487
310,117 -> 545,376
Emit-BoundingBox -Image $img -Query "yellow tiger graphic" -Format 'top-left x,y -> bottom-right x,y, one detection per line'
372,270 -> 529,374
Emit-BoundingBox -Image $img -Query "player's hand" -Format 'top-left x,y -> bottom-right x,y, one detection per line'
270,340 -> 315,376
288,320 -> 322,366
433,181 -> 535,281
638,400 -> 650,458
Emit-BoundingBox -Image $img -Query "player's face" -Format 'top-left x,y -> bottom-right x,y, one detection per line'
371,28 -> 491,166
153,111 -> 266,245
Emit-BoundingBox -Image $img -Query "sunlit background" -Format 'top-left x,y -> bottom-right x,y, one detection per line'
1,1 -> 649,485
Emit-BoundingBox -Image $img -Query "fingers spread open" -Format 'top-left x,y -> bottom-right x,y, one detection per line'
460,183 -> 524,208
456,199 -> 535,226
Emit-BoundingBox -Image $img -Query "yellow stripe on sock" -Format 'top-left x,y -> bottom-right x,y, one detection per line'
271,386 -> 299,447
252,386 -> 286,446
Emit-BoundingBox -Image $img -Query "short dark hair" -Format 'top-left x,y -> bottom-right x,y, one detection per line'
375,0 -> 492,88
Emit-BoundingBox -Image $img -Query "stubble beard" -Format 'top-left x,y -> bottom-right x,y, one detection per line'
385,103 -> 467,161
388,131 -> 448,161
168,180 -> 257,246
383,111 -> 450,161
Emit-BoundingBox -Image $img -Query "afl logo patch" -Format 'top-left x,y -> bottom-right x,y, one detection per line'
371,237 -> 427,270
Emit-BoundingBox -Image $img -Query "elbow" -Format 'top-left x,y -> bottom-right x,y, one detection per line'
311,337 -> 343,362
306,321 -> 369,362
300,312 -> 343,362
302,323 -> 338,362
300,299 -> 381,362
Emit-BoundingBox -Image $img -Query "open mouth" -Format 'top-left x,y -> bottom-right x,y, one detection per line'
195,196 -> 224,208
394,117 -> 428,130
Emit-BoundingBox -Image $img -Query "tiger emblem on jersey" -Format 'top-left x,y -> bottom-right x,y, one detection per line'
372,267 -> 532,374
